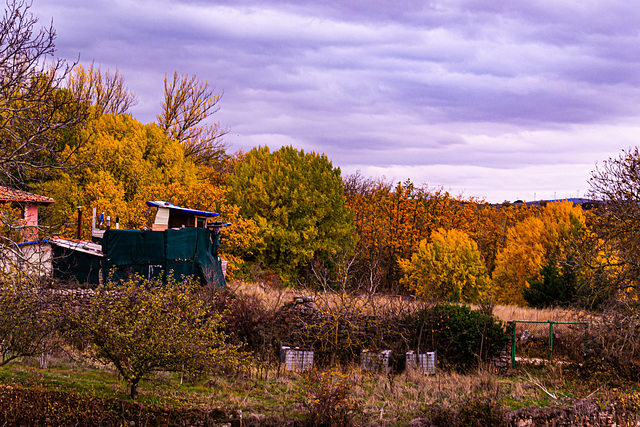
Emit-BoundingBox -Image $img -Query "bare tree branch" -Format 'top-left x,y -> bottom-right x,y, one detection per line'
65,61 -> 137,116
0,0 -> 89,189
157,70 -> 228,167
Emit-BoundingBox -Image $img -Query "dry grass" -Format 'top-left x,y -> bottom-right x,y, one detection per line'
491,305 -> 580,323
230,280 -> 581,323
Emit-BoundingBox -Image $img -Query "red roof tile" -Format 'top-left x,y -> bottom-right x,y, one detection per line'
0,186 -> 55,205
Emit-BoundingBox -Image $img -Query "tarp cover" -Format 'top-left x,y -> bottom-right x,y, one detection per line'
53,245 -> 102,285
102,227 -> 225,287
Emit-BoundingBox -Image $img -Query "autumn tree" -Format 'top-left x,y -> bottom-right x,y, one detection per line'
584,147 -> 640,300
69,275 -> 242,400
143,181 -> 263,280
228,146 -> 355,283
344,173 -> 519,293
399,228 -> 491,303
38,113 -> 199,235
157,71 -> 228,167
65,61 -> 137,116
491,200 -> 586,306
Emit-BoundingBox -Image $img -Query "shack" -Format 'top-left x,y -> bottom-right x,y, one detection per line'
52,201 -> 230,287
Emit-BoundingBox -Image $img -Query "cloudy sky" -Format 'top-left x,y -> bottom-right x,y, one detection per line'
31,0 -> 640,203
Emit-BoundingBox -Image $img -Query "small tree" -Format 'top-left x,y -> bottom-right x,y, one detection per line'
0,284 -> 62,365
71,275 -> 242,399
399,228 -> 490,303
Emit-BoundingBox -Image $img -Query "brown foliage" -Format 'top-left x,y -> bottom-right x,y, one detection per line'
0,384 -> 235,426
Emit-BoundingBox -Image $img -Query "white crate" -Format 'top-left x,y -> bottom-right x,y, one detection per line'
280,346 -> 314,372
361,349 -> 393,373
406,351 -> 436,375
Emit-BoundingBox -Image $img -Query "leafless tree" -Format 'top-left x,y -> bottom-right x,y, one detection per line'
0,0 -> 88,189
0,0 -> 89,281
65,61 -> 137,116
157,70 -> 228,167
585,147 -> 640,301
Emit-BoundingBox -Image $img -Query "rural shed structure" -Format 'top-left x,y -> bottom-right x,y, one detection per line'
101,226 -> 227,287
146,200 -> 220,231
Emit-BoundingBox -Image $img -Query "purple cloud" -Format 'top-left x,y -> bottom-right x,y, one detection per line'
28,0 -> 640,202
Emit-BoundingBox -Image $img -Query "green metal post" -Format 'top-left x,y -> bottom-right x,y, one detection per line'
584,323 -> 588,355
548,321 -> 554,364
511,321 -> 517,367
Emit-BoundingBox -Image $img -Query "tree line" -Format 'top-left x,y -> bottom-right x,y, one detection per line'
2,0 -> 639,310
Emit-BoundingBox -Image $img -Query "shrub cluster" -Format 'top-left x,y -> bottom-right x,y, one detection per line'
0,384 -> 234,426
218,293 -> 509,372
406,303 -> 510,371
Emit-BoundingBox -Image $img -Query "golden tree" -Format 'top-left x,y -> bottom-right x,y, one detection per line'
492,200 -> 586,306
400,228 -> 491,303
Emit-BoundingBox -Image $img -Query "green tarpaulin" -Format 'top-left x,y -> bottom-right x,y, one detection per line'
102,227 -> 226,287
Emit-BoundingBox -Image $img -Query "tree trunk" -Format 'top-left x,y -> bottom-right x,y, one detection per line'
130,381 -> 139,400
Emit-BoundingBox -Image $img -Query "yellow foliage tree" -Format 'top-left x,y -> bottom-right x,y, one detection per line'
399,228 -> 491,303
492,200 -> 587,306
39,113 -> 199,234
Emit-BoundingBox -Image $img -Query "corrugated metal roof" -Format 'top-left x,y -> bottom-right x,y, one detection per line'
146,200 -> 219,217
0,186 -> 55,205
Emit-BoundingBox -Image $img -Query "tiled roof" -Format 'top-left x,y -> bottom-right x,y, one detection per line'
0,186 -> 55,205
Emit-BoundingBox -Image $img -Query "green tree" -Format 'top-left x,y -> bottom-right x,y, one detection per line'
228,146 -> 355,283
523,263 -> 577,308
69,275 -> 242,400
399,228 -> 490,303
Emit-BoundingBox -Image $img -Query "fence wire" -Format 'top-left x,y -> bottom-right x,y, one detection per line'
509,320 -> 588,366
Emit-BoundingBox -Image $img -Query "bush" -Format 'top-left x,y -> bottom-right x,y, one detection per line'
408,303 -> 509,371
0,384 -> 234,426
456,398 -> 506,427
524,264 -> 577,308
298,370 -> 360,427
213,289 -> 293,370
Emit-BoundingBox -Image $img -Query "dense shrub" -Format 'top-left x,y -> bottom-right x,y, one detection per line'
0,384 -> 235,426
407,303 -> 509,371
523,264 -> 577,308
213,289 -> 294,368
298,370 -> 360,427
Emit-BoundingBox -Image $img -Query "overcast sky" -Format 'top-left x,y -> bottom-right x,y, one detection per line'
30,0 -> 640,203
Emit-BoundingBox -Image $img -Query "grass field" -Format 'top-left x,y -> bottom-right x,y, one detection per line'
0,281 -> 633,425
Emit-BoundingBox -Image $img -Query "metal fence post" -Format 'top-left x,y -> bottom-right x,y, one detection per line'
548,321 -> 554,364
511,321 -> 517,367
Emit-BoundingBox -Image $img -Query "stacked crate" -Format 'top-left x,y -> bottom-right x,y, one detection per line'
361,349 -> 393,373
280,346 -> 314,372
406,350 -> 437,375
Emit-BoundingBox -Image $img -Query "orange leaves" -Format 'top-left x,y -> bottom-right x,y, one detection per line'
491,200 -> 587,306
